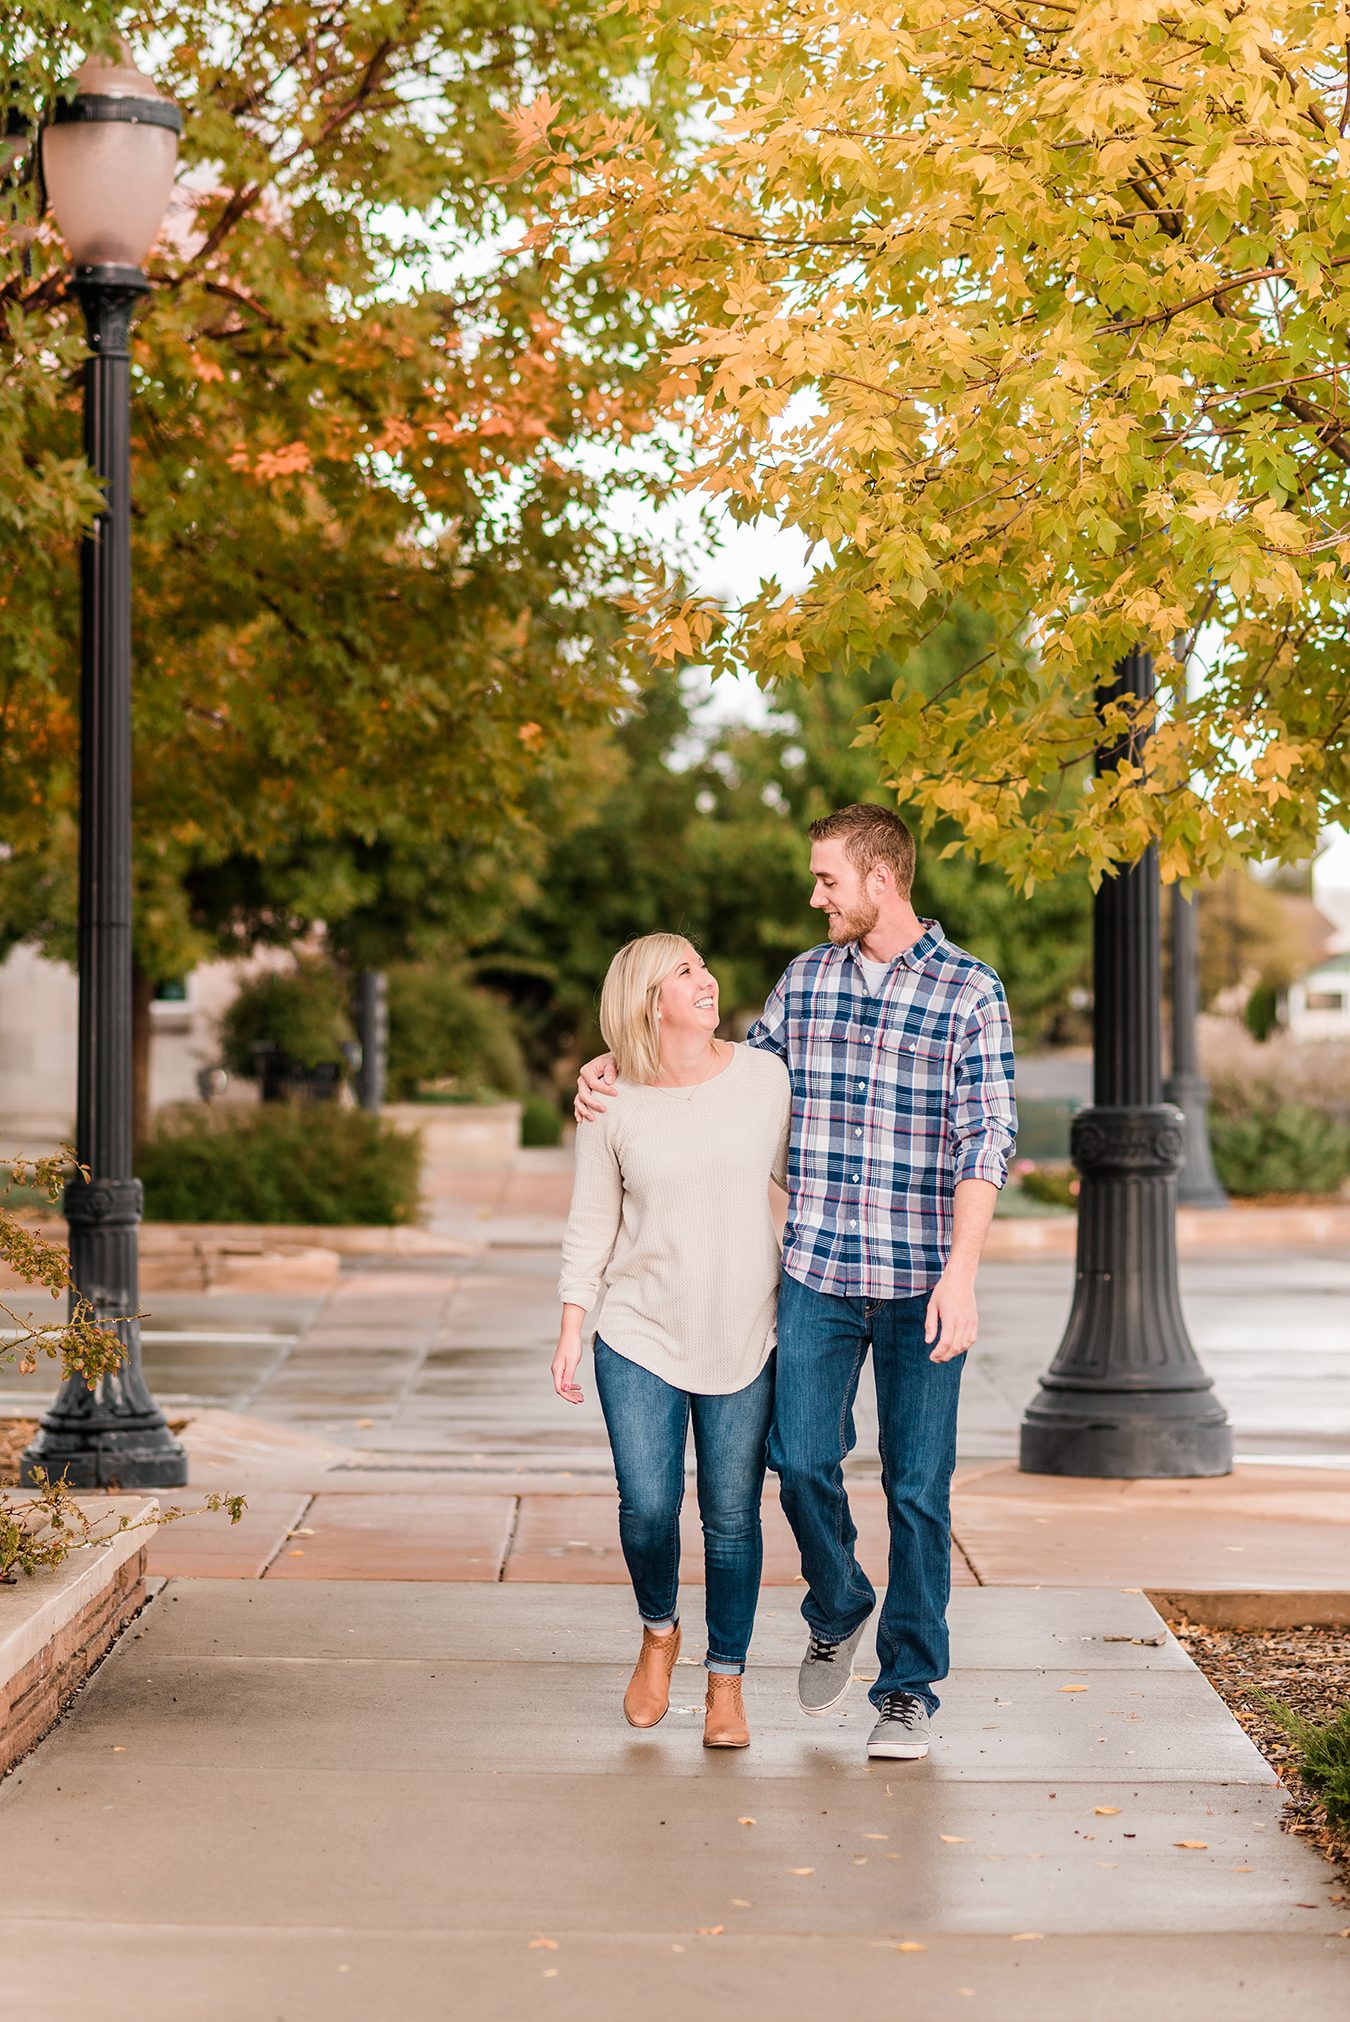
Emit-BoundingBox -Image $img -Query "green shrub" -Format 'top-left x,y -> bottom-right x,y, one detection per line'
386,962 -> 526,1101
1018,1165 -> 1078,1210
1209,1104 -> 1350,1198
221,960 -> 355,1080
1256,1694 -> 1350,1829
520,1093 -> 564,1147
140,1103 -> 421,1225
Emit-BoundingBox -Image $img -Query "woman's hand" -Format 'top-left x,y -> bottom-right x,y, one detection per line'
552,1324 -> 586,1404
574,1052 -> 618,1124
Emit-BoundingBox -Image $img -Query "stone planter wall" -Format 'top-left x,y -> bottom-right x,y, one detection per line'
383,1100 -> 523,1168
0,1504 -> 155,1776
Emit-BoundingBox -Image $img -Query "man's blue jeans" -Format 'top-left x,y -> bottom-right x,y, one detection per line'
769,1272 -> 963,1712
593,1337 -> 774,1673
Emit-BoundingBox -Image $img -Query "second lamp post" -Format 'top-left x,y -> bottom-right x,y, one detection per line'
21,50 -> 187,1490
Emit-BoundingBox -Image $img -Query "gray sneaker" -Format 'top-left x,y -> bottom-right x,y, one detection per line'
866,1690 -> 931,1759
797,1618 -> 871,1716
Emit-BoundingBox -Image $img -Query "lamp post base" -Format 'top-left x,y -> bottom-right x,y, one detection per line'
1019,1103 -> 1233,1481
1020,1393 -> 1234,1479
18,1177 -> 186,1491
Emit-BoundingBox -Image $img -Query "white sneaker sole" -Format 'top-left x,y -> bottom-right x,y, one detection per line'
866,1738 -> 929,1759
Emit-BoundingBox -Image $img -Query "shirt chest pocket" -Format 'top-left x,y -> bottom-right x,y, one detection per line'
876,1030 -> 950,1112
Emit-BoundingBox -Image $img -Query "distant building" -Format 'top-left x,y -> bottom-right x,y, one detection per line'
0,945 -> 292,1158
1286,950 -> 1350,1042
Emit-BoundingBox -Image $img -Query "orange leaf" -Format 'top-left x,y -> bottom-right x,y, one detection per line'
529,1937 -> 559,1950
1095,1806 -> 1122,1816
1175,1841 -> 1208,1850
1060,1684 -> 1088,1693
788,1868 -> 815,1876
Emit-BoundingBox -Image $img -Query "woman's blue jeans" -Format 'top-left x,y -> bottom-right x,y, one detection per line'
593,1336 -> 774,1673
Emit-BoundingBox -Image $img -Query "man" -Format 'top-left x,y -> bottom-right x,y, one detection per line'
577,803 -> 1016,1759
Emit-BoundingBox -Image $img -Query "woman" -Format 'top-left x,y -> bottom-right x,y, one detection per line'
552,934 -> 790,1749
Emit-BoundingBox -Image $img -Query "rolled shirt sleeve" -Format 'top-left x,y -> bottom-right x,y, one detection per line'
951,979 -> 1017,1188
558,1113 -> 624,1311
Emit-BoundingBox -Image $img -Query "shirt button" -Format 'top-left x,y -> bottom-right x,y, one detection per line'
854,1127 -> 862,1137
852,1173 -> 859,1182
849,1219 -> 857,1229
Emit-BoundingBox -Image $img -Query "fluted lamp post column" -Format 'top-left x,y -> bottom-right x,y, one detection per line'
21,50 -> 187,1489
1166,886 -> 1229,1208
1019,651 -> 1233,1478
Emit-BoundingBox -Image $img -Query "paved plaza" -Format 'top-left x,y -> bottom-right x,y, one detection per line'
0,1150 -> 1348,2017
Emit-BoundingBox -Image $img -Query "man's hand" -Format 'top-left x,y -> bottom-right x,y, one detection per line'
575,1052 -> 617,1124
925,1269 -> 978,1363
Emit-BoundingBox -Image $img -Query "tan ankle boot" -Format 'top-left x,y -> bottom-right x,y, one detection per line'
703,1672 -> 750,1749
623,1623 -> 682,1728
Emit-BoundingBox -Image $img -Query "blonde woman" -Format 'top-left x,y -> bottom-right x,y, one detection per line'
553,934 -> 790,1749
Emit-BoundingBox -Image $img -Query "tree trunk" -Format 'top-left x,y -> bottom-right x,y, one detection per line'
131,962 -> 154,1152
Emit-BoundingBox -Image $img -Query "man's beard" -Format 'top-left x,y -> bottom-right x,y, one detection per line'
828,896 -> 879,943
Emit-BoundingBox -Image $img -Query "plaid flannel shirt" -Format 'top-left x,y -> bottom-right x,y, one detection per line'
746,923 -> 1017,1300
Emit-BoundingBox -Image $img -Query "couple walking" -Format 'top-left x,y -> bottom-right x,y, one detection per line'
553,803 -> 1017,1758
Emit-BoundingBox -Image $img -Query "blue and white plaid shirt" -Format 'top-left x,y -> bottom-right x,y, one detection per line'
746,923 -> 1017,1300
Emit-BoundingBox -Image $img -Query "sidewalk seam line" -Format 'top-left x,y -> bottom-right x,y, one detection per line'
497,1495 -> 522,1581
256,1493 -> 316,1581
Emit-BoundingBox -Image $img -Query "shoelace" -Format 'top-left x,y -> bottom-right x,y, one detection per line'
807,1634 -> 842,1665
877,1691 -> 924,1728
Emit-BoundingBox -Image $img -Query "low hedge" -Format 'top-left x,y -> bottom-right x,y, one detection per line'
139,1102 -> 421,1226
1209,1103 -> 1350,1199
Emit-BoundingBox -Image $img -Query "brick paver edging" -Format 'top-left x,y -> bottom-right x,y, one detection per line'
0,1502 -> 155,1776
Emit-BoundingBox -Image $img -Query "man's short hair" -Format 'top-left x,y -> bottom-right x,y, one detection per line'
809,804 -> 916,898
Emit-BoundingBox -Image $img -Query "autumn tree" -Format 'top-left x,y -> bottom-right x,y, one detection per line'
0,4 -> 678,1101
521,0 -> 1350,888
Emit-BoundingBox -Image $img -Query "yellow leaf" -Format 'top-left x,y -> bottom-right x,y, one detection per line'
1175,1841 -> 1208,1850
788,1868 -> 815,1876
939,1835 -> 971,1844
1095,1806 -> 1122,1816
1011,1932 -> 1044,1942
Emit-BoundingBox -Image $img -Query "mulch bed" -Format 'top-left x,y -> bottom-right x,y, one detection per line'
1174,1618 -> 1350,1889
0,1419 -> 38,1487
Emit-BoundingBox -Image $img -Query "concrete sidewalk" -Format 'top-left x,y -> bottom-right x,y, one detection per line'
2,1148 -> 1348,2016
1,1581 -> 1346,2021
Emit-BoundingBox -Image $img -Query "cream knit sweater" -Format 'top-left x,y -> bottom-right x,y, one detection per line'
558,1043 -> 791,1394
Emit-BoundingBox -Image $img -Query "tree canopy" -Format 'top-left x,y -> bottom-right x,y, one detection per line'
520,0 -> 1350,887
0,3 -> 676,978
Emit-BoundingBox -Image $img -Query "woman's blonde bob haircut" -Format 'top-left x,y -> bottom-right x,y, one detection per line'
598,933 -> 696,1086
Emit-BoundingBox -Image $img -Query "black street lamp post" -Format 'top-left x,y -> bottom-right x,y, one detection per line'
1166,886 -> 1229,1208
21,51 -> 187,1490
1019,651 -> 1233,1478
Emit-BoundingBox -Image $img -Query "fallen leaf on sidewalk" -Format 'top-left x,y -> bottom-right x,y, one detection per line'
111,1746 -> 126,1754
696,1926 -> 724,1936
529,1937 -> 558,1950
288,1527 -> 314,1537
1060,1684 -> 1088,1694
543,1968 -> 559,1979
1094,1806 -> 1121,1816
939,1836 -> 970,1844
1174,1841 -> 1208,1850
730,1899 -> 752,1907
355,1418 -> 375,1428
788,1868 -> 815,1876
1011,1933 -> 1043,1942
1232,1866 -> 1253,1873
737,1817 -> 756,1826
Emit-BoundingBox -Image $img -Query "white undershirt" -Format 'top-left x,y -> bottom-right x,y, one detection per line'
855,954 -> 892,995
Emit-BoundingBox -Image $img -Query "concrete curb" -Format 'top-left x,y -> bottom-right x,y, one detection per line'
1150,1590 -> 1350,1630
